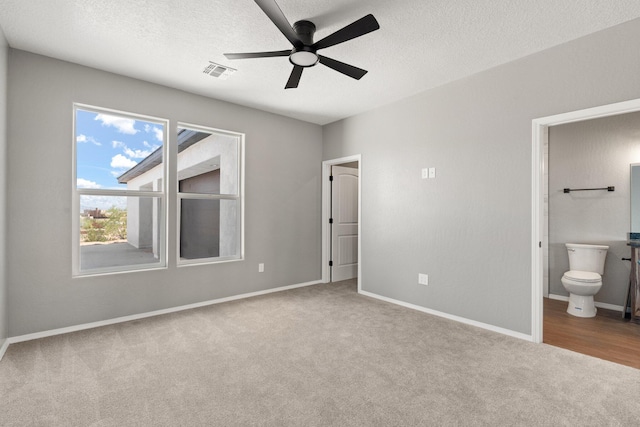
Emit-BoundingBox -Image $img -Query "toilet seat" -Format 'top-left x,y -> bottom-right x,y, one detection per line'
562,270 -> 601,283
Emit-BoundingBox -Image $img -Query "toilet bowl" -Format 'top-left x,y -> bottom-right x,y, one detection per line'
561,271 -> 602,317
561,243 -> 608,318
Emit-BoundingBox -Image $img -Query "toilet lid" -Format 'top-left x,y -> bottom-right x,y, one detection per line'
563,270 -> 601,283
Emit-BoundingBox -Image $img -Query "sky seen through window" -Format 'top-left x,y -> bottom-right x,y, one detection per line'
75,109 -> 163,211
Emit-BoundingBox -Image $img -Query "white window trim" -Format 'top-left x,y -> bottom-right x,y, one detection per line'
72,103 -> 169,277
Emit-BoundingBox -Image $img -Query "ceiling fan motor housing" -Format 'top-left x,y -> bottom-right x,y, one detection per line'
293,20 -> 316,45
290,20 -> 318,67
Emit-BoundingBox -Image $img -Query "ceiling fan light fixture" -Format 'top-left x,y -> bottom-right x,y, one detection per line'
289,48 -> 318,67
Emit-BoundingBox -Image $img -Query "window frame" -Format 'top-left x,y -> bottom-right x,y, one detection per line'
176,122 -> 245,267
72,103 -> 169,277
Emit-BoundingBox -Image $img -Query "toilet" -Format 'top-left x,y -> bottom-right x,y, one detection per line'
561,243 -> 608,318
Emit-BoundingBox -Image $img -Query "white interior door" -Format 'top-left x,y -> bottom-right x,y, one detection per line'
331,165 -> 359,281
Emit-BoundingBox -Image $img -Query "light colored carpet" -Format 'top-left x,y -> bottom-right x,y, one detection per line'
1,279 -> 639,426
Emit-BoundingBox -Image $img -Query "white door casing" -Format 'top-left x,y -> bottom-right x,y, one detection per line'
331,165 -> 359,281
531,98 -> 640,343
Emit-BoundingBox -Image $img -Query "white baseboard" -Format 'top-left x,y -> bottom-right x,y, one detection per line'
8,280 -> 323,345
359,290 -> 533,342
548,293 -> 624,312
0,338 -> 9,361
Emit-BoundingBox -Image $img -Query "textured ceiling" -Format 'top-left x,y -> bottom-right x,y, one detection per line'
1,1 -> 640,125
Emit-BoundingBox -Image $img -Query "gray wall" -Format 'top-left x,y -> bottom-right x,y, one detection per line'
0,26 -> 8,347
323,19 -> 640,335
7,50 -> 322,336
548,112 -> 640,306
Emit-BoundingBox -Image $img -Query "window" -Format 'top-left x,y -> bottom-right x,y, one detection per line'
177,124 -> 243,264
73,105 -> 167,275
73,106 -> 244,275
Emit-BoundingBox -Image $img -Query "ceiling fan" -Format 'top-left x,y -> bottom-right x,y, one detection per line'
224,0 -> 380,89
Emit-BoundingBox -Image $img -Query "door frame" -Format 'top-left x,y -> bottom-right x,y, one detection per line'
531,98 -> 640,343
322,155 -> 362,292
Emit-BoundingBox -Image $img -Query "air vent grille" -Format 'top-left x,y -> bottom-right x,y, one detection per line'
203,62 -> 236,80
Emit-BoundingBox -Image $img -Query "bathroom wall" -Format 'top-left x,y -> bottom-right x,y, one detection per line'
548,111 -> 640,307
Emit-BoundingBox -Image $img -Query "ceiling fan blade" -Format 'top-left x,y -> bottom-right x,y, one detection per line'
254,0 -> 301,47
318,55 -> 368,80
285,65 -> 304,89
224,50 -> 291,60
312,14 -> 380,50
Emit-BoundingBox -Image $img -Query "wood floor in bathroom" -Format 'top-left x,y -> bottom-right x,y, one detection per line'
544,298 -> 640,369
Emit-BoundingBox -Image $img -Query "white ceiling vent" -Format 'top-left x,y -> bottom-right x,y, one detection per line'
203,62 -> 236,80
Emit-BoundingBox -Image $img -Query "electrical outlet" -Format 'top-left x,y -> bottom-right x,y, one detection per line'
421,168 -> 429,179
418,273 -> 429,286
258,263 -> 264,273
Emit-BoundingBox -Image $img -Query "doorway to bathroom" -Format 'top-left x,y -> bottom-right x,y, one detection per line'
322,155 -> 362,291
532,99 -> 640,367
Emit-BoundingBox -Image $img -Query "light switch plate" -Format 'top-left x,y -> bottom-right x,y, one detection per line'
421,168 -> 429,179
258,263 -> 264,273
428,167 -> 436,178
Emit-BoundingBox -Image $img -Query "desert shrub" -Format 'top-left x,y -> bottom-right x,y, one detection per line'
81,207 -> 127,242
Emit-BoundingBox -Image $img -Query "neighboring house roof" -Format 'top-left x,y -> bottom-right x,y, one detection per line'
117,129 -> 209,183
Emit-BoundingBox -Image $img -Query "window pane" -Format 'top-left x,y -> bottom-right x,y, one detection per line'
180,198 -> 239,260
79,195 -> 163,272
76,108 -> 164,191
177,127 -> 238,195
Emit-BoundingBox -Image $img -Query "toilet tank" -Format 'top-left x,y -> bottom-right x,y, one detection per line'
565,243 -> 609,274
